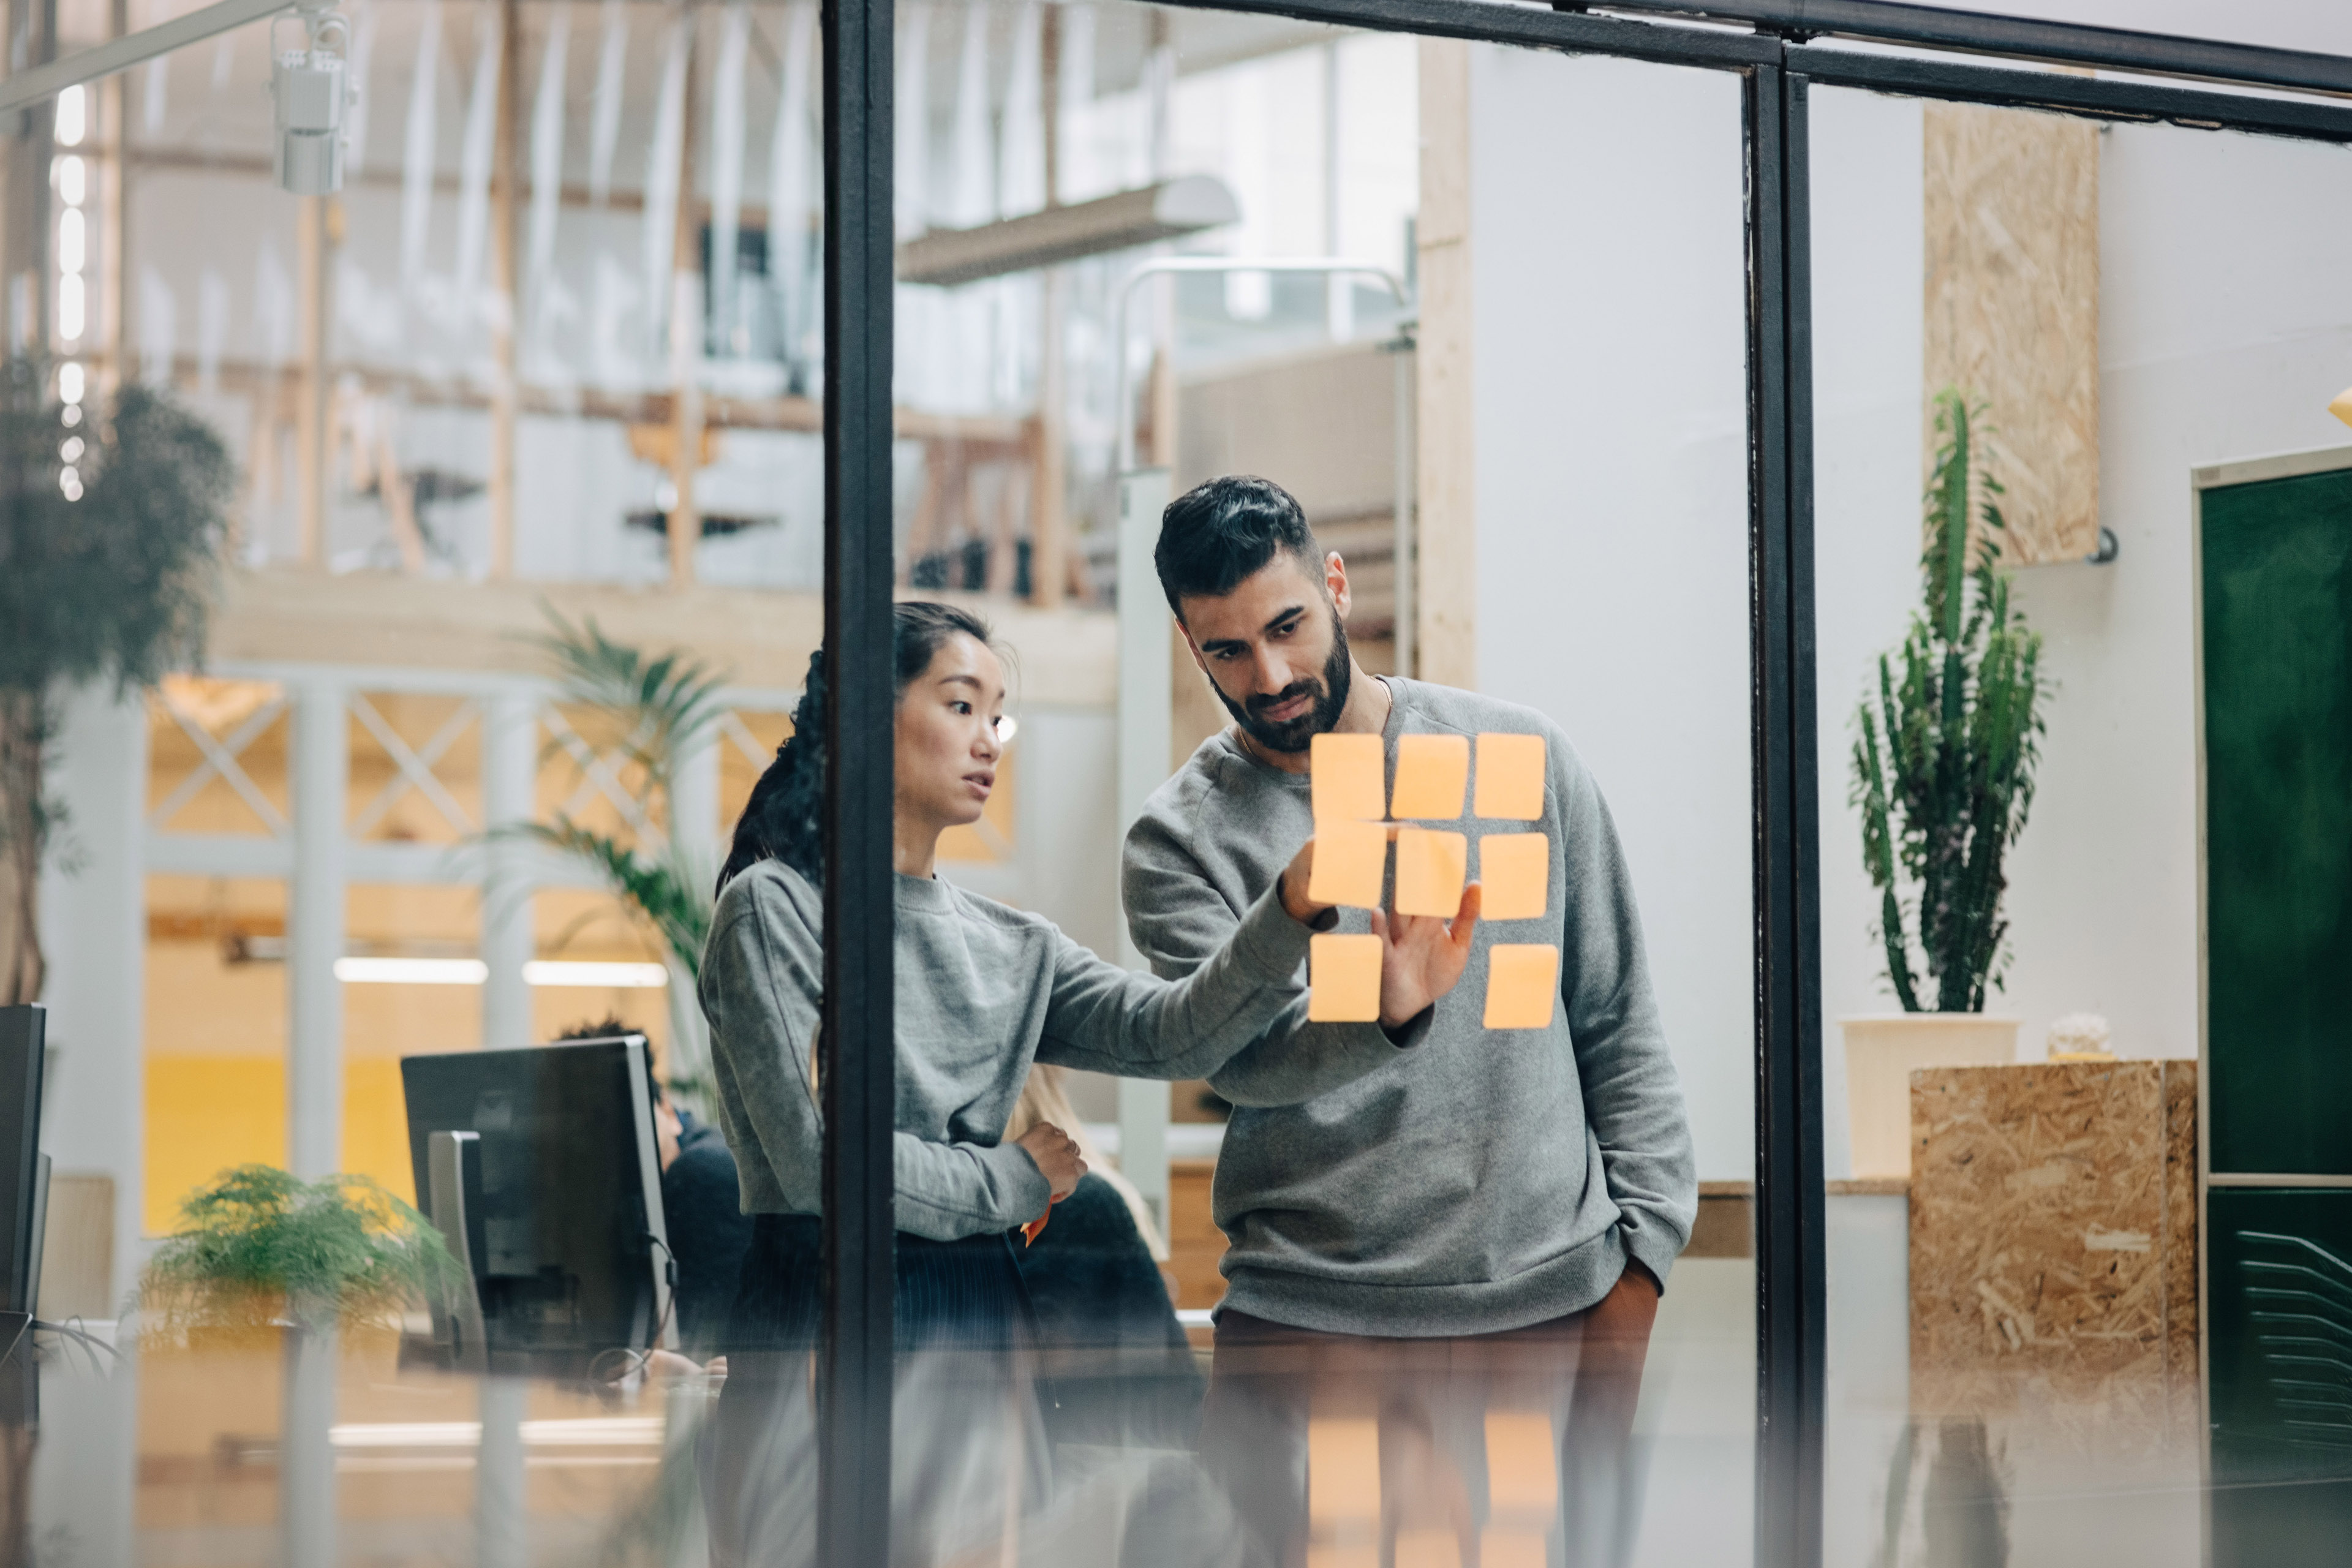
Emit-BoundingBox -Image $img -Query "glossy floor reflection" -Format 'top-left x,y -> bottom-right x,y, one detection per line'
15,1251 -> 2343,1568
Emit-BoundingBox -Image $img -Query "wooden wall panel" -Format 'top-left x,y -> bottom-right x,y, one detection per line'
1415,38 -> 1476,685
1923,102 -> 2100,566
1909,1061 -> 2199,1462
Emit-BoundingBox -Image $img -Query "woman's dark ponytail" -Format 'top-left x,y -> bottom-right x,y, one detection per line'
716,649 -> 829,893
716,600 -> 998,895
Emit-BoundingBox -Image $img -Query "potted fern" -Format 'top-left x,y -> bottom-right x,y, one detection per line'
136,1163 -> 458,1345
137,1166 -> 459,1568
1842,391 -> 2051,1178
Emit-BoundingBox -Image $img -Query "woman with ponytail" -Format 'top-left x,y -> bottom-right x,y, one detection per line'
697,602 -> 1480,1559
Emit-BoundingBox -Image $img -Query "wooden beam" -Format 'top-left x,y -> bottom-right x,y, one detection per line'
293,194 -> 336,565
144,352 -> 1032,446
208,568 -> 1121,707
1414,38 -> 1476,688
97,0 -> 128,402
667,24 -> 703,586
1030,271 -> 1068,608
1030,9 -> 1066,609
895,177 -> 1238,289
488,0 -> 522,578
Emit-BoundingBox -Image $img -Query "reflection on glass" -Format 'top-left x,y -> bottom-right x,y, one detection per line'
25,1 -> 1749,1565
1814,83 -> 2352,1568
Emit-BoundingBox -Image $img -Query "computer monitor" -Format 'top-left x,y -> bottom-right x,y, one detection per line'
0,1006 -> 47,1318
400,1035 -> 673,1374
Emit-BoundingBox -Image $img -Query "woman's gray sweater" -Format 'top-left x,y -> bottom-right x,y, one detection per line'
698,859 -> 1322,1241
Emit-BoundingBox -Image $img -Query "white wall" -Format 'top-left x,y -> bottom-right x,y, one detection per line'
1811,102 -> 2352,1148
1809,89 -> 1928,1184
1468,47 -> 1756,1182
34,684 -> 149,1317
1468,31 -> 2352,1181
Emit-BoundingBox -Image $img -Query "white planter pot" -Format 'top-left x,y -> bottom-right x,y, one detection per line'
1839,1013 -> 2021,1180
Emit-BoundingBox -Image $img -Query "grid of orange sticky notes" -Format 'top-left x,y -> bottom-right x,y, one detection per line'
1389,734 -> 1469,819
1308,818 -> 1389,910
1393,828 -> 1468,918
1474,733 -> 1547,820
1308,933 -> 1383,1022
1311,732 -> 1387,823
1477,833 -> 1548,921
1484,944 -> 1560,1029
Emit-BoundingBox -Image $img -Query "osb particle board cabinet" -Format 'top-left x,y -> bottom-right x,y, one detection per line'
1908,1060 -> 2198,1460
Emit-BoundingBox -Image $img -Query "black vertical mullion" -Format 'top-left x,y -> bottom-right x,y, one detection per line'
1747,56 -> 1827,1568
818,0 -> 896,1563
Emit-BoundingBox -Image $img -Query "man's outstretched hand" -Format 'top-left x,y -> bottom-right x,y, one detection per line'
1278,835 -> 1482,1029
1371,883 -> 1480,1028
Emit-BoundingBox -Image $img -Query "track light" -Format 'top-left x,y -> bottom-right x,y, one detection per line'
272,3 -> 353,195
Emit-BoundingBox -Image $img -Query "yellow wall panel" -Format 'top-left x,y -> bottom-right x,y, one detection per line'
343,1057 -> 417,1206
145,1057 -> 285,1234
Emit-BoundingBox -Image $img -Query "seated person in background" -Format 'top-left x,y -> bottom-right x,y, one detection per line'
555,1016 -> 755,1358
1006,1064 -> 1203,1446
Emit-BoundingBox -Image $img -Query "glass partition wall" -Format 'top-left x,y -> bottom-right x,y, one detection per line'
827,7 -> 1765,1566
1807,60 -> 2352,1568
21,1 -> 837,1561
15,3 -> 2352,1567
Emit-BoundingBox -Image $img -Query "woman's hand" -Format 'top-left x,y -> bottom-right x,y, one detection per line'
1373,882 -> 1480,1028
1015,1122 -> 1087,1202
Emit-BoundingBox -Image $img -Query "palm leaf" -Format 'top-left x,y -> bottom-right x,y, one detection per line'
525,604 -> 730,790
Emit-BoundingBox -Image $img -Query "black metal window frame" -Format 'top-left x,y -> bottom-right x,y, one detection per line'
813,4 -> 2352,1566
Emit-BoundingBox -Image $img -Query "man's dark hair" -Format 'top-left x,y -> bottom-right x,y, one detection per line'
553,1014 -> 663,1106
1155,475 -> 1321,619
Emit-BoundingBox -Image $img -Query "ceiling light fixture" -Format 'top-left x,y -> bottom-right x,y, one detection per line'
521,961 -> 670,989
271,2 -> 353,195
334,957 -> 490,986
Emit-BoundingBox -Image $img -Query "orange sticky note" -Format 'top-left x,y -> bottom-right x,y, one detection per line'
1474,733 -> 1547,820
1308,933 -> 1383,1023
1308,818 -> 1388,910
1311,732 -> 1387,822
1393,828 -> 1468,918
1483,944 -> 1559,1029
1477,833 -> 1549,921
1389,734 -> 1469,820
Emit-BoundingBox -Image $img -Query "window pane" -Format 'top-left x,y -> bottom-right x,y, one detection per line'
1812,77 -> 2352,1566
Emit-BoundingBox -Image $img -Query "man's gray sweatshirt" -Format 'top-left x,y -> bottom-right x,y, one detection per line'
1122,676 -> 1697,1338
699,859 -> 1318,1241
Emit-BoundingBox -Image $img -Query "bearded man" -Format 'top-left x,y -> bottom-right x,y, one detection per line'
1121,474 -> 1696,1566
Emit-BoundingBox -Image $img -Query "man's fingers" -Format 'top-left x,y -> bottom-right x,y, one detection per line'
1449,883 -> 1482,952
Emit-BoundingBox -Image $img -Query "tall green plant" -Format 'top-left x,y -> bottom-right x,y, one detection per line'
1851,391 -> 2050,1012
1,366 -> 234,1005
513,606 -> 729,981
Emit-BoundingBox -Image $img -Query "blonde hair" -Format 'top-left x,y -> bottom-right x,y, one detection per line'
1004,1064 -> 1167,1260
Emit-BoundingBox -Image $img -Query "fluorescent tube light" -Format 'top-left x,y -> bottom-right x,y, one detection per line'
334,957 -> 489,985
522,961 -> 669,989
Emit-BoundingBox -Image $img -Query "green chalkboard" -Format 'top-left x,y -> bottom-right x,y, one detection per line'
2202,464 -> 2352,1177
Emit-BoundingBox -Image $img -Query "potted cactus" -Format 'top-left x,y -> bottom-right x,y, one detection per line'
1842,390 -> 2051,1177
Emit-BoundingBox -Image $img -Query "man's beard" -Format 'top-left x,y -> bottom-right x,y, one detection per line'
1218,614 -> 1354,755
